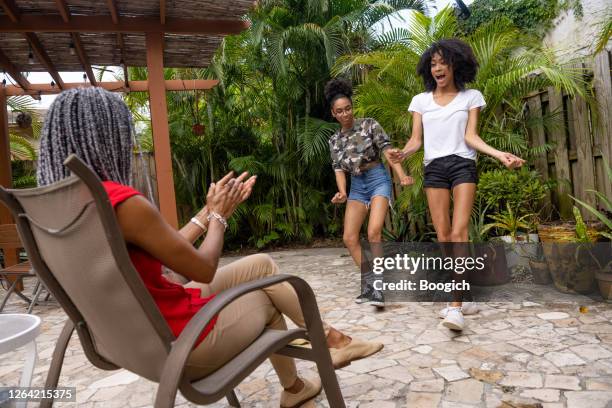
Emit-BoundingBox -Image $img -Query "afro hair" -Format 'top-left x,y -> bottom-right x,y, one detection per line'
324,78 -> 353,107
417,38 -> 479,92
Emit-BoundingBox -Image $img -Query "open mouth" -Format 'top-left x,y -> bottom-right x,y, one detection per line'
435,74 -> 446,81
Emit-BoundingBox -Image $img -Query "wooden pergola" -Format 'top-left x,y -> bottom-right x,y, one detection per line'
0,0 -> 253,245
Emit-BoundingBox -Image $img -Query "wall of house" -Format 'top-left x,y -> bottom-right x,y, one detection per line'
544,0 -> 611,62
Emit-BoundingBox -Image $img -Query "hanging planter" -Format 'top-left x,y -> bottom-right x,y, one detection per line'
192,123 -> 205,136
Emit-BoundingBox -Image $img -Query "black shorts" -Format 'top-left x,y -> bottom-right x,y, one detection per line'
424,154 -> 478,189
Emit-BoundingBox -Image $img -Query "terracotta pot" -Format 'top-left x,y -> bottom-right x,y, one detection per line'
529,259 -> 551,285
596,272 -> 612,301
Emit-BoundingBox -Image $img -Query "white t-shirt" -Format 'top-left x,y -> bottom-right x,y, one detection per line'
408,89 -> 486,166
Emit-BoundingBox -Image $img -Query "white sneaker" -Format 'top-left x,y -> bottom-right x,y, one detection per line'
442,307 -> 465,331
439,302 -> 479,319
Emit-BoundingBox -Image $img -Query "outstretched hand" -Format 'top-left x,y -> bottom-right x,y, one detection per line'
497,152 -> 525,169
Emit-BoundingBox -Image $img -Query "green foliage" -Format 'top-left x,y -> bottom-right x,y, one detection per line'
458,0 -> 583,37
570,157 -> 612,240
482,203 -> 533,239
573,206 -> 591,243
594,14 -> 612,54
478,167 -> 549,226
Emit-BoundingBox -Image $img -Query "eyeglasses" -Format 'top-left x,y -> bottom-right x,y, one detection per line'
334,106 -> 353,116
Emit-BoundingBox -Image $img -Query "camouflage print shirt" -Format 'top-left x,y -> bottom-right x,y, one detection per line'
328,118 -> 391,176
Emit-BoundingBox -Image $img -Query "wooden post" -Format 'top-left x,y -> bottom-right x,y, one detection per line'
547,87 -> 573,219
571,64 -> 597,218
146,32 -> 178,228
593,51 -> 612,202
0,87 -> 20,287
527,95 -> 551,204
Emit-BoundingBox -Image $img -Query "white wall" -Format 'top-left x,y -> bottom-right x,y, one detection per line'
544,0 -> 611,62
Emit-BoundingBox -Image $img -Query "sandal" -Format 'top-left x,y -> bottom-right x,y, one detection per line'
280,377 -> 322,408
329,338 -> 384,369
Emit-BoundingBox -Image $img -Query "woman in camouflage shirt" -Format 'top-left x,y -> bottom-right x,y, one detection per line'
325,78 -> 413,308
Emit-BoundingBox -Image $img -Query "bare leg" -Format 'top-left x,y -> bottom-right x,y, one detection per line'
367,195 -> 389,277
425,188 -> 456,304
343,200 -> 369,268
450,183 -> 477,305
450,183 -> 476,242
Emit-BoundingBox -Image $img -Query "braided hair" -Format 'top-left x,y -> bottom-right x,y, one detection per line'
324,78 -> 353,108
37,87 -> 134,186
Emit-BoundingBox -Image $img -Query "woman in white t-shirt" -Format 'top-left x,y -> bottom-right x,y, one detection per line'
389,39 -> 525,330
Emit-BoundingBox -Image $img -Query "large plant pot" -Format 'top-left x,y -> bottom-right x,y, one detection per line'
529,259 -> 551,284
538,222 -> 600,294
499,235 -> 539,273
545,244 -> 597,294
469,243 -> 510,286
538,222 -> 602,243
596,272 -> 612,301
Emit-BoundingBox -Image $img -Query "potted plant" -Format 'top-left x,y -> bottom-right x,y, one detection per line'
482,204 -> 540,277
468,198 -> 510,286
546,207 -> 602,295
570,159 -> 612,300
478,167 -> 549,241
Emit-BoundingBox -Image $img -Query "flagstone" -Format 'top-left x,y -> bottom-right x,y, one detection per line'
544,375 -> 581,390
404,392 -> 442,408
520,388 -> 560,402
433,365 -> 470,382
499,371 -> 543,388
444,378 -> 484,403
544,351 -> 586,367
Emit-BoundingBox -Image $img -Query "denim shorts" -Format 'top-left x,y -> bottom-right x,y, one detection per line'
424,154 -> 478,189
348,163 -> 393,207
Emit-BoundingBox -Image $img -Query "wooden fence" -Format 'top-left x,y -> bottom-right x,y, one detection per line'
526,50 -> 612,220
131,152 -> 158,205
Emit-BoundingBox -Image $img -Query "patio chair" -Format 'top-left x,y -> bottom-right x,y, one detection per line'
0,154 -> 345,408
0,224 -> 44,313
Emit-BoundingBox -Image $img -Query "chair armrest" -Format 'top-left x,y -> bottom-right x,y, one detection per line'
155,273 -> 326,408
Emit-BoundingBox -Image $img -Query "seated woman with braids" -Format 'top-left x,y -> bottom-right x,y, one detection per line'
37,87 -> 383,408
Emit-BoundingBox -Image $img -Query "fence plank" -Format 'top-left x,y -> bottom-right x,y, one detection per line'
547,87 -> 573,219
570,64 -> 597,218
593,51 -> 612,201
527,95 -> 551,204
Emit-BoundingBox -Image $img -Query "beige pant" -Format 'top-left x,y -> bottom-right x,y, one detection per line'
184,253 -> 328,387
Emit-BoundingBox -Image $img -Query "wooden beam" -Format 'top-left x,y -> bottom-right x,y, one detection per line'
0,0 -> 20,22
71,34 -> 96,85
106,0 -> 119,24
0,15 -> 250,34
4,79 -> 219,95
0,87 -> 13,222
146,32 -> 178,228
52,0 -> 96,86
160,0 -> 166,24
0,86 -> 19,279
54,0 -> 70,22
0,47 -> 32,90
24,33 -> 65,89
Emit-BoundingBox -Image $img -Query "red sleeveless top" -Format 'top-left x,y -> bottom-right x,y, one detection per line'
103,181 -> 217,346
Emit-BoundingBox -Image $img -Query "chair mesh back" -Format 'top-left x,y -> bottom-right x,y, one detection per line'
10,176 -> 171,381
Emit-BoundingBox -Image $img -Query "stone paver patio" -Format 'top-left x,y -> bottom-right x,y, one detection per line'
1,247 -> 612,407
